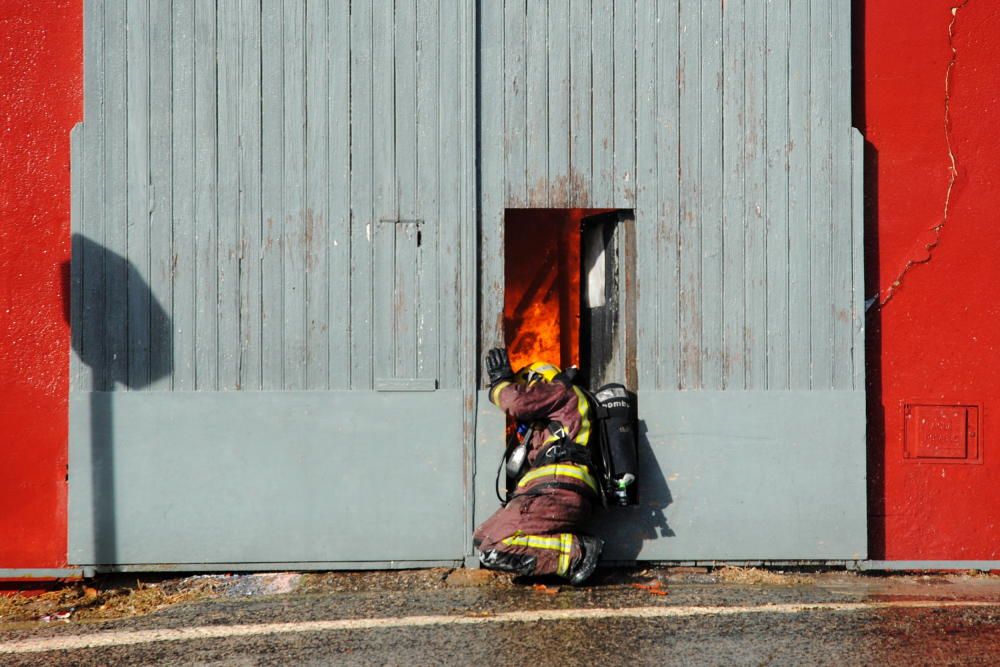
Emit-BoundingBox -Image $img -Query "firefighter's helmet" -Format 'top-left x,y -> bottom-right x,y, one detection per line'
515,361 -> 561,385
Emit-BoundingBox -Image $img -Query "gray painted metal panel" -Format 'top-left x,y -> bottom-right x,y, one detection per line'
476,391 -> 867,561
69,391 -> 467,565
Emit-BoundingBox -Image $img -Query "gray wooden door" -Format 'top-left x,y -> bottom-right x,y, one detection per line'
69,0 -> 477,569
474,0 -> 867,561
70,0 -> 865,568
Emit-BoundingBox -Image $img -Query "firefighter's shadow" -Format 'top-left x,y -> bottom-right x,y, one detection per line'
590,420 -> 674,562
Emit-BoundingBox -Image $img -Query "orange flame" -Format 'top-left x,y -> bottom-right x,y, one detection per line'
504,209 -> 598,372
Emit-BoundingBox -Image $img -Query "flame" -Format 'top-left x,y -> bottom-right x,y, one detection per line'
503,209 -> 612,373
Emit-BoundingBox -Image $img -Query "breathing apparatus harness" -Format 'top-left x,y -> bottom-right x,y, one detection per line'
494,370 -> 640,508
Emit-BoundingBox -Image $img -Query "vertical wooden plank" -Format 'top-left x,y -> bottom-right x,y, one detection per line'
217,0 -> 241,389
261,0 -> 284,390
305,0 -> 330,389
832,0 -> 854,390
172,0 -> 197,390
677,0 -> 701,389
349,0 -> 374,389
395,0 -> 418,379
373,220 -> 395,382
126,0 -> 151,391
525,0 -> 548,205
81,0 -> 106,392
283,0 -> 307,390
743,0 -> 767,390
239,0 -> 263,390
787,0 -> 811,390
635,0 -> 657,390
569,0 -> 592,205
654,0 -> 680,390
613,0 -> 636,208
591,0 -> 613,208
479,0 -> 503,357
810,0 -> 833,390
417,0 -> 442,380
504,0 -> 527,207
70,122 -> 87,390
699,0 -> 723,390
548,0 -> 570,206
438,1 -> 462,387
851,129 -> 865,391
328,0 -> 351,389
765,0 -> 790,391
395,224 -> 418,379
104,1 -> 128,390
194,0 -> 219,390
721,0 -> 745,390
372,0 -> 396,382
149,0 -> 174,390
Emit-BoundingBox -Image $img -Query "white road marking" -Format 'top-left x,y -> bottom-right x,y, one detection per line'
1,600 -> 997,655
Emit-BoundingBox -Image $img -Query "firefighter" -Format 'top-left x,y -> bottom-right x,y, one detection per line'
473,347 -> 603,585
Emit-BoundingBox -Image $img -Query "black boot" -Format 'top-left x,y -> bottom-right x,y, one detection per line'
567,535 -> 603,585
479,549 -> 538,576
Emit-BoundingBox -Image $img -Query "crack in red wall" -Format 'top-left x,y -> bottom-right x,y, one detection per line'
879,0 -> 970,307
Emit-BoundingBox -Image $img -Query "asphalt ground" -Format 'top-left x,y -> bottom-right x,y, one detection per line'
2,568 -> 999,665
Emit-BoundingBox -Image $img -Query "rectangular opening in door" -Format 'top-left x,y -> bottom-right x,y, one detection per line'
503,209 -> 636,390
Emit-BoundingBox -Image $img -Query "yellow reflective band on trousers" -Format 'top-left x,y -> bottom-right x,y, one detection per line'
516,463 -> 598,494
501,533 -> 575,575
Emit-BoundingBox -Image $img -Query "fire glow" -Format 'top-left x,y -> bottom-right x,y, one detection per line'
503,209 -> 613,373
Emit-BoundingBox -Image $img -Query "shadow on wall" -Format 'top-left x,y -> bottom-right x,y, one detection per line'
61,233 -> 173,566
592,420 -> 674,561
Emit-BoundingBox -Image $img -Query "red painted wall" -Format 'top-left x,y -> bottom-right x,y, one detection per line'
1,0 -> 996,568
862,0 -> 1000,559
0,0 -> 81,568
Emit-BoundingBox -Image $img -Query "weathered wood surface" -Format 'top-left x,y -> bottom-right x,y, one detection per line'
74,0 -> 470,392
75,0 -> 858,394
478,0 -> 859,392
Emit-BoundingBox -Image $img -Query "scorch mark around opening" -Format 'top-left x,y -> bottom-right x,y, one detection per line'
879,1 -> 970,307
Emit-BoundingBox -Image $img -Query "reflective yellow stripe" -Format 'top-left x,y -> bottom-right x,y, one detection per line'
501,533 -> 575,576
502,535 -> 562,551
571,386 -> 591,446
516,463 -> 598,494
558,534 -> 574,575
490,380 -> 512,405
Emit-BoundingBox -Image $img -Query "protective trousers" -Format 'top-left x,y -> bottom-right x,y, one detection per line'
473,485 -> 592,578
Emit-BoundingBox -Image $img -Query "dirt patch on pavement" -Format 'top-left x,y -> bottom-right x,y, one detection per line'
715,566 -> 815,586
0,578 -> 221,624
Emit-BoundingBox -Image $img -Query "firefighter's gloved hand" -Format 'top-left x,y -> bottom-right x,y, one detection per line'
485,348 -> 514,386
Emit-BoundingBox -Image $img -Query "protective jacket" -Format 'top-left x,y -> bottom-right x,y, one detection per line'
488,377 -> 598,499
